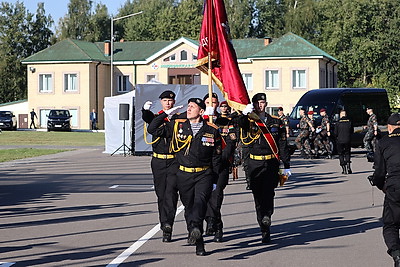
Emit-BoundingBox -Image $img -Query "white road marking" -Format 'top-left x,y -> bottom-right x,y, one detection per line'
0,263 -> 15,267
109,185 -> 154,189
106,204 -> 185,267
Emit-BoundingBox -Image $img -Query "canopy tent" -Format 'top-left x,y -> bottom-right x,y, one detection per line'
103,91 -> 135,154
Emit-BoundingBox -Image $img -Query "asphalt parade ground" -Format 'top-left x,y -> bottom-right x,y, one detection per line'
0,148 -> 392,266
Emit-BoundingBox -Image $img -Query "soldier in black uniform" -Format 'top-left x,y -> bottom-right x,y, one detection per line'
369,113 -> 400,267
142,90 -> 181,242
148,97 -> 222,256
203,96 -> 237,243
314,108 -> 332,158
277,107 -> 290,139
239,93 -> 291,243
334,110 -> 354,174
363,107 -> 379,155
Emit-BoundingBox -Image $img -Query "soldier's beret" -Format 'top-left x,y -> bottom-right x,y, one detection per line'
307,111 -> 314,115
252,93 -> 267,103
159,90 -> 175,99
387,113 -> 400,125
188,98 -> 206,110
278,107 -> 283,111
203,92 -> 219,101
219,101 -> 229,107
320,108 -> 326,112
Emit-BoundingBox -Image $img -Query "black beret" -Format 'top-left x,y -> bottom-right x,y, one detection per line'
188,98 -> 206,110
388,113 -> 400,125
203,92 -> 219,101
159,90 -> 175,99
278,107 -> 283,111
252,93 -> 266,103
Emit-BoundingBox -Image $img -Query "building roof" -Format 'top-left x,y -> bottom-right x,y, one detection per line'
22,33 -> 340,64
250,32 -> 340,62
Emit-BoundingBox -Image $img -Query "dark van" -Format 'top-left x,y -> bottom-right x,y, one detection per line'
288,88 -> 391,152
47,109 -> 72,131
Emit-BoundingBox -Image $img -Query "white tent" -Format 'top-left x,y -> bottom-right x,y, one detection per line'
103,91 -> 135,154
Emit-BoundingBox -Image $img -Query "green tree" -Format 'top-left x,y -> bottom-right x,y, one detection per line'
284,0 -> 318,40
251,0 -> 286,38
87,3 -> 110,42
225,0 -> 254,39
174,0 -> 203,40
57,0 -> 93,40
28,3 -> 54,54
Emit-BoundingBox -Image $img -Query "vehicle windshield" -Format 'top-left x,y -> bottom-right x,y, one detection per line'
0,111 -> 12,117
49,110 -> 70,117
290,104 -> 334,120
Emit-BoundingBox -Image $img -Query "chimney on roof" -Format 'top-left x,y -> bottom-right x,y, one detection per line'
104,40 -> 111,56
264,37 -> 272,46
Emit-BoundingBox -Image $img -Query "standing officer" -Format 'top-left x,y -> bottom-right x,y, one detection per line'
203,96 -> 237,243
90,109 -> 97,130
369,113 -> 400,267
239,93 -> 291,243
142,90 -> 180,243
148,97 -> 222,256
334,110 -> 353,174
277,107 -> 290,139
304,111 -> 316,158
30,108 -> 38,129
363,107 -> 379,155
295,108 -> 315,158
314,108 -> 332,158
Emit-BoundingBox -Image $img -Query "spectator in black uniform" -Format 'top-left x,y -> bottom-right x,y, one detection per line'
142,90 -> 181,243
370,113 -> 400,267
334,110 -> 354,174
148,97 -> 222,256
239,93 -> 291,243
30,108 -> 38,129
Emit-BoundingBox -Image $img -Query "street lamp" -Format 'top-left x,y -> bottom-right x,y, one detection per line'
110,11 -> 143,96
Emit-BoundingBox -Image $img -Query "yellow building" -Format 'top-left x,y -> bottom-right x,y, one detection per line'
22,32 -> 340,129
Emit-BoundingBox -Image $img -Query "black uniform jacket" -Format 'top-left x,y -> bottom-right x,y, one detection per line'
372,128 -> 400,191
214,115 -> 237,165
334,116 -> 354,144
148,112 -> 222,174
238,113 -> 290,169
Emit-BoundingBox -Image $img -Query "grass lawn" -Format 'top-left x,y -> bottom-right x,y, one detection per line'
0,131 -> 104,162
0,131 -> 104,146
0,148 -> 69,162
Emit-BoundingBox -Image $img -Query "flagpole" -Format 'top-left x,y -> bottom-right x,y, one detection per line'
207,0 -> 213,123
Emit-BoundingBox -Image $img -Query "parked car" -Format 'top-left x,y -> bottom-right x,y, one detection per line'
0,111 -> 17,130
47,109 -> 72,131
287,88 -> 391,154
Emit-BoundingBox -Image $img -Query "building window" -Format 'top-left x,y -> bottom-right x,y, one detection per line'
265,70 -> 279,89
64,73 -> 78,92
117,75 -> 130,92
181,50 -> 188,61
242,73 -> 253,91
192,54 -> 197,61
163,54 -> 176,62
39,74 -> 53,92
292,69 -> 306,88
146,74 -> 156,82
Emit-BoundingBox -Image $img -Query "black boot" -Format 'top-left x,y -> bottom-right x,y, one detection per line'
205,218 -> 216,236
162,223 -> 172,242
393,250 -> 400,267
347,163 -> 352,174
188,227 -> 202,245
341,165 -> 346,174
214,229 -> 223,242
261,230 -> 271,243
195,237 -> 206,256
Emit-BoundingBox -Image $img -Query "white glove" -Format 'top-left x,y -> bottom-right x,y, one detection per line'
204,106 -> 215,116
143,101 -> 152,110
164,105 -> 183,115
283,169 -> 292,177
242,103 -> 254,115
212,184 -> 217,191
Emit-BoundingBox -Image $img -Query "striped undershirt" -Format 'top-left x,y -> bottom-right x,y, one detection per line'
190,121 -> 203,136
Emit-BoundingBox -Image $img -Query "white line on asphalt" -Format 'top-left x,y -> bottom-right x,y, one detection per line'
109,185 -> 154,189
106,204 -> 185,267
0,263 -> 15,267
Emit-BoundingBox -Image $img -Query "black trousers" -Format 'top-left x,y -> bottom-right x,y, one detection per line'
151,157 -> 179,227
337,142 -> 351,166
205,166 -> 230,229
248,158 -> 279,232
177,168 -> 213,233
383,185 -> 400,255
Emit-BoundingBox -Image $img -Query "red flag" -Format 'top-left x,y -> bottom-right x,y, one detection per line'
196,0 -> 250,111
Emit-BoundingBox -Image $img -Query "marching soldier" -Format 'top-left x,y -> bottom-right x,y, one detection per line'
142,90 -> 180,242
369,113 -> 400,267
304,111 -> 316,158
314,108 -> 332,158
277,107 -> 290,139
148,97 -> 222,256
203,96 -> 237,243
363,107 -> 379,156
295,108 -> 315,158
239,93 -> 291,243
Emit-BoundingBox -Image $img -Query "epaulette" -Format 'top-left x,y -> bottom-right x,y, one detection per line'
206,121 -> 219,129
